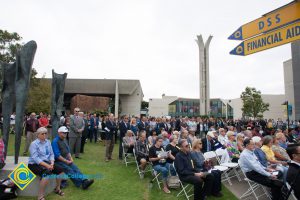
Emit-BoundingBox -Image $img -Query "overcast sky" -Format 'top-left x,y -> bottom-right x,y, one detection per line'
1,0 -> 293,100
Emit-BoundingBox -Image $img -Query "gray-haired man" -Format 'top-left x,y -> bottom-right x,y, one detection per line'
69,108 -> 84,158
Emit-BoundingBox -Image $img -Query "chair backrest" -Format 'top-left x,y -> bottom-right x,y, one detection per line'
203,151 -> 217,160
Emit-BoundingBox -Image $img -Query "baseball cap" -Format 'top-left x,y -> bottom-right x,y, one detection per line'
207,131 -> 215,138
58,126 -> 69,133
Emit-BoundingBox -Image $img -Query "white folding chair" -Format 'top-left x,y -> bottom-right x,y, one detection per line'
215,149 -> 241,185
203,151 -> 232,185
133,147 -> 152,179
122,142 -> 135,166
173,163 -> 194,200
239,168 -> 271,200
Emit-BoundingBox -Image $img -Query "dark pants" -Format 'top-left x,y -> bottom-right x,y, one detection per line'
90,128 -> 97,143
119,135 -> 124,159
80,132 -> 87,153
246,171 -> 283,200
105,137 -> 115,159
210,170 -> 222,194
180,174 -> 213,200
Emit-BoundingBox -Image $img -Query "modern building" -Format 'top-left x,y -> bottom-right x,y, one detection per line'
148,94 -> 284,120
283,41 -> 300,121
228,95 -> 286,120
47,78 -> 143,117
148,95 -> 178,117
148,95 -> 233,118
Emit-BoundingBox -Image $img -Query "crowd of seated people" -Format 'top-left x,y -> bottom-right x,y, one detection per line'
16,113 -> 300,200
120,115 -> 300,200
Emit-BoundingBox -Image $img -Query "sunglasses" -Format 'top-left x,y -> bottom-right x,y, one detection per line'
75,111 -> 79,112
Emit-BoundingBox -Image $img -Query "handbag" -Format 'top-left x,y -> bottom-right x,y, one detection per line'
167,176 -> 180,189
0,178 -> 18,200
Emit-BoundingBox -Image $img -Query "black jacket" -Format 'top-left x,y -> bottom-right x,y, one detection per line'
201,138 -> 214,153
287,162 -> 300,199
174,151 -> 199,179
119,121 -> 130,138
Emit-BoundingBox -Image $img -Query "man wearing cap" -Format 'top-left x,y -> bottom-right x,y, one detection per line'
201,131 -> 215,153
52,126 -> 94,190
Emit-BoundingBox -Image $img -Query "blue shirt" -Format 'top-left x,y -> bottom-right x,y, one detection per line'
52,135 -> 70,159
239,149 -> 271,177
162,138 -> 170,149
254,148 -> 268,167
28,139 -> 54,164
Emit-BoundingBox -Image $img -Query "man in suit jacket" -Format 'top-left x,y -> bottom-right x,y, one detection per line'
138,116 -> 148,135
118,115 -> 130,160
89,113 -> 99,143
287,144 -> 300,199
69,107 -> 85,158
201,131 -> 215,153
105,113 -> 117,162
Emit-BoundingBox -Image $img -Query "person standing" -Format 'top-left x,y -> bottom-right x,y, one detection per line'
105,113 -> 117,162
69,108 -> 84,159
80,112 -> 89,154
118,115 -> 130,160
89,113 -> 99,143
23,113 -> 39,156
38,113 -> 49,128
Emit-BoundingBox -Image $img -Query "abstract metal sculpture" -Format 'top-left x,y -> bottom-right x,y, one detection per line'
51,70 -> 67,139
1,41 -> 37,164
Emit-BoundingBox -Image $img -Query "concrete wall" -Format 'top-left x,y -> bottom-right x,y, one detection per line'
228,95 -> 285,120
148,96 -> 178,117
284,59 -> 294,120
291,41 -> 300,120
120,83 -> 143,117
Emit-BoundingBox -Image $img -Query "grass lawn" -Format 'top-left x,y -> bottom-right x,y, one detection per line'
6,134 -> 238,200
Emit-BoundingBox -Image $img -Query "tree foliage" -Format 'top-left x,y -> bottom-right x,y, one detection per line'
0,29 -> 23,63
26,78 -> 51,114
240,87 -> 270,119
141,100 -> 149,109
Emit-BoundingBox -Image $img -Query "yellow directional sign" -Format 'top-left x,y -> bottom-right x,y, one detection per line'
230,21 -> 300,56
228,1 -> 300,40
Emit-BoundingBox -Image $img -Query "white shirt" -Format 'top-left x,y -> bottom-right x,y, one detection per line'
239,149 -> 271,177
218,135 -> 228,145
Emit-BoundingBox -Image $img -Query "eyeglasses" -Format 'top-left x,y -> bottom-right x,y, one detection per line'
184,145 -> 189,148
75,110 -> 79,112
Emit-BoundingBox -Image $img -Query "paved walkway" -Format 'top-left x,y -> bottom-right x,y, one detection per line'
223,172 -> 296,200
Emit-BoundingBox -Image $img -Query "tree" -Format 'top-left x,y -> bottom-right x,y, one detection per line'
141,100 -> 149,109
240,87 -> 270,119
0,29 -> 23,63
26,78 -> 51,114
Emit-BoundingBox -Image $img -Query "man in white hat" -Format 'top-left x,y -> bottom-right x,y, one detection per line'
201,131 -> 215,153
52,126 -> 94,190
